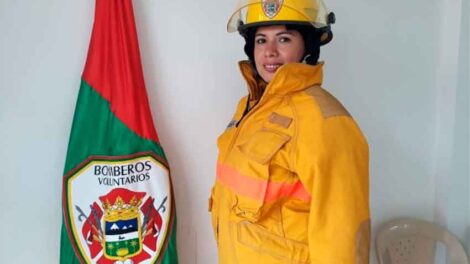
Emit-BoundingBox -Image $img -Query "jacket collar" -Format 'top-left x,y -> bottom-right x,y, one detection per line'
238,60 -> 324,100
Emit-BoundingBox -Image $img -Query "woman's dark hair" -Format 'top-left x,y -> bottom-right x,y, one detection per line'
242,24 -> 322,65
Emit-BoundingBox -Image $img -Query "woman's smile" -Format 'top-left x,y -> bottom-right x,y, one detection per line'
263,63 -> 283,73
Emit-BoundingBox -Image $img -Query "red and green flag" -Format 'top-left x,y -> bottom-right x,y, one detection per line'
60,0 -> 178,263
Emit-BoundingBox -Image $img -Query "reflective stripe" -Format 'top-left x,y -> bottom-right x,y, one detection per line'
217,163 -> 311,202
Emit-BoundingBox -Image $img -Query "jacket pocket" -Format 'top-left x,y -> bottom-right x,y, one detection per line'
232,128 -> 291,222
237,220 -> 309,263
237,128 -> 291,164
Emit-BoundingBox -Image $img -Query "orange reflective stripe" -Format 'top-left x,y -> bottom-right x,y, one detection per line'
217,163 -> 266,201
217,163 -> 311,202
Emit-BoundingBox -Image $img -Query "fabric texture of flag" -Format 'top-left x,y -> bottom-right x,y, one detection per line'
60,0 -> 178,263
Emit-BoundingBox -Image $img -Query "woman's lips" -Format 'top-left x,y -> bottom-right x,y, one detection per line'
264,63 -> 282,73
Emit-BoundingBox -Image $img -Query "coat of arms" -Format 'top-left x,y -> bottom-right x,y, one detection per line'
63,154 -> 172,264
77,188 -> 166,264
262,0 -> 284,19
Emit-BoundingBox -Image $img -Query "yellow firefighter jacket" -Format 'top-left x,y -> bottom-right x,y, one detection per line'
209,61 -> 370,264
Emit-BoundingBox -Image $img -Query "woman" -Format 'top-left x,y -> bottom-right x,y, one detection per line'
209,0 -> 370,263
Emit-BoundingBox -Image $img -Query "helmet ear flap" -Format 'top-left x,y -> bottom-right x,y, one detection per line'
284,24 -> 321,65
302,31 -> 321,65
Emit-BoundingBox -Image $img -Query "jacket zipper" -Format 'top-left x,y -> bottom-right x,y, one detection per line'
235,95 -> 259,128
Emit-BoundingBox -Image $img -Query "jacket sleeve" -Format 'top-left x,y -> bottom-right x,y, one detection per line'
294,113 -> 370,264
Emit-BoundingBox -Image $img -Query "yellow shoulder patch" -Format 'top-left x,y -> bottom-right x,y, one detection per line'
304,86 -> 350,118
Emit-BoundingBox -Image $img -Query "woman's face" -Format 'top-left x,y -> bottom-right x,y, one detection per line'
254,25 -> 305,82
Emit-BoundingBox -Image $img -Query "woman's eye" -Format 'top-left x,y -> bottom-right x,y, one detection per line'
279,37 -> 291,43
255,38 -> 266,44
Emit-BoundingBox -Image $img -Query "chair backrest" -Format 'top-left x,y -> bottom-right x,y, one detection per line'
376,218 -> 469,264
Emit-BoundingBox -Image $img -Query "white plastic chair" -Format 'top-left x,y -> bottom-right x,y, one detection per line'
376,218 -> 469,264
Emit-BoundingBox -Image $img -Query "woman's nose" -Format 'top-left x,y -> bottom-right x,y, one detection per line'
265,42 -> 278,57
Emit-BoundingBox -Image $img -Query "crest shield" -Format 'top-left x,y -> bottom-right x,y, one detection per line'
100,191 -> 144,260
262,0 -> 284,18
63,153 -> 171,264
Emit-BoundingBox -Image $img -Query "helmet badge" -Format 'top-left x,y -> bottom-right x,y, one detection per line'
262,0 -> 284,19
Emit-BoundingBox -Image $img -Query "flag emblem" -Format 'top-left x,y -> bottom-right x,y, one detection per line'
64,154 -> 171,264
101,192 -> 143,260
262,0 -> 284,19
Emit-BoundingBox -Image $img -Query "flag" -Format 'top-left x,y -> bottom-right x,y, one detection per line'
60,0 -> 178,263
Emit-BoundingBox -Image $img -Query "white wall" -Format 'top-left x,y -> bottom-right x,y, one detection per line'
0,0 -> 466,263
445,0 -> 470,253
0,1 -> 93,263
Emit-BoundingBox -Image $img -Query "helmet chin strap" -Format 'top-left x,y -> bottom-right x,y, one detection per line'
301,51 -> 320,65
302,54 -> 312,64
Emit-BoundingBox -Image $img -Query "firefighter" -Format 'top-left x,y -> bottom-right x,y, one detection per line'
209,0 -> 370,263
